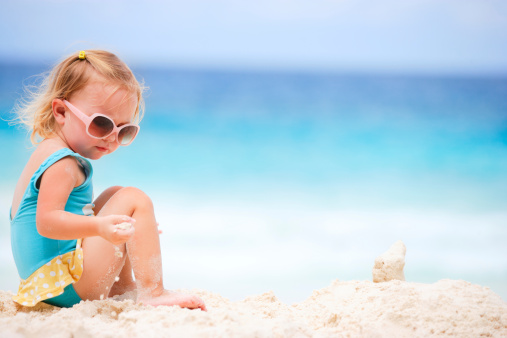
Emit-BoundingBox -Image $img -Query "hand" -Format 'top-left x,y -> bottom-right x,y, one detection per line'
97,215 -> 136,245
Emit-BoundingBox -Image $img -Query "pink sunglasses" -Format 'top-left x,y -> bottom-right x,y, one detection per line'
63,100 -> 140,146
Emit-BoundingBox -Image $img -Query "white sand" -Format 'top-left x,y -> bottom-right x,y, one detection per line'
0,279 -> 506,337
372,240 -> 406,283
1,242 -> 506,337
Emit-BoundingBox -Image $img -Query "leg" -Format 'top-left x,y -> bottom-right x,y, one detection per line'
74,234 -> 127,300
93,186 -> 123,215
70,186 -> 129,300
108,255 -> 136,297
93,186 -> 136,297
74,187 -> 206,311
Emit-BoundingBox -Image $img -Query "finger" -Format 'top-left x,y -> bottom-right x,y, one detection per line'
123,228 -> 135,237
114,218 -> 136,233
117,215 -> 136,223
115,228 -> 135,242
116,226 -> 135,233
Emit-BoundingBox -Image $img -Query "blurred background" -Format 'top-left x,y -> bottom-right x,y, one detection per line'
0,0 -> 506,303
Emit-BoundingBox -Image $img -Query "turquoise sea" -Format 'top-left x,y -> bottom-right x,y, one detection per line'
1,63 -> 506,302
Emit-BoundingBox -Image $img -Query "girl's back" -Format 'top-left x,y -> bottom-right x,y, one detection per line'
10,139 -> 84,220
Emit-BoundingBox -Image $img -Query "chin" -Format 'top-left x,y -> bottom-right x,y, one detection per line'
78,150 -> 106,160
91,151 -> 110,160
76,145 -> 117,160
89,154 -> 104,160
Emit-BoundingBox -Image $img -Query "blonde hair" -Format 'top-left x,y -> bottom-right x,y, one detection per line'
12,50 -> 145,144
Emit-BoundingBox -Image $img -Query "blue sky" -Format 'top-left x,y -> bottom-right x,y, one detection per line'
1,0 -> 507,74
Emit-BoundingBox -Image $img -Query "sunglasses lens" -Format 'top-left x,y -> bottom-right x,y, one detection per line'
89,116 -> 114,138
118,125 -> 139,145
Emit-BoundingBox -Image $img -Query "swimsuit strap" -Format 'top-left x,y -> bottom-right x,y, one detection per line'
30,148 -> 93,193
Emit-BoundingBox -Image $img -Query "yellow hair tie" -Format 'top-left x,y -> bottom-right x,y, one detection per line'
78,51 -> 86,60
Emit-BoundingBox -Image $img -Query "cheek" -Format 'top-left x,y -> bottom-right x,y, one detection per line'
67,120 -> 87,139
69,129 -> 95,149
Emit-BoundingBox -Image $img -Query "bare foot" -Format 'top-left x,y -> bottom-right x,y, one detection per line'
138,290 -> 207,311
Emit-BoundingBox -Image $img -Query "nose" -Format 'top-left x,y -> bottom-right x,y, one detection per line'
103,132 -> 117,143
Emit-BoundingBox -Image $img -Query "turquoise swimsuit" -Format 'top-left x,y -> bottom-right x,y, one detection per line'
10,148 -> 94,307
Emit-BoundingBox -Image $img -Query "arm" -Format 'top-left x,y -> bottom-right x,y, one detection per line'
36,157 -> 134,245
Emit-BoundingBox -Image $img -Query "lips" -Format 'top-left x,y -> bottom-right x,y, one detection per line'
96,146 -> 109,153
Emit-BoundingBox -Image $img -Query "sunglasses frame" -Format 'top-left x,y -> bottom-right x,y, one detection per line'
63,100 -> 140,146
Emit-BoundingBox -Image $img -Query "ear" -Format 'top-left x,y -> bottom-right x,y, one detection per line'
52,99 -> 67,126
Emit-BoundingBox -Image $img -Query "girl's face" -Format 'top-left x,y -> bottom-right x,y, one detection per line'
54,80 -> 138,160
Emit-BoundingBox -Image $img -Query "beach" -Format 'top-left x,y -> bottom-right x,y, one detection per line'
1,242 -> 506,338
1,279 -> 506,337
2,1 -> 507,335
2,68 -> 507,304
1,68 -> 506,337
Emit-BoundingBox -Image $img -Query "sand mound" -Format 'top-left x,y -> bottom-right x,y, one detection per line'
0,279 -> 506,337
1,241 -> 506,337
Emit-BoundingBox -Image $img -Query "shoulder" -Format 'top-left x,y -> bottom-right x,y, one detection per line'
38,155 -> 84,190
29,138 -> 67,165
33,140 -> 85,187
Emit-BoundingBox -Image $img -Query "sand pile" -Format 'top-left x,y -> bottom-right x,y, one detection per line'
0,242 -> 505,337
372,240 -> 406,283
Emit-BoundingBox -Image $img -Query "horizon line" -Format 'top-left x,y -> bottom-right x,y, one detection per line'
1,58 -> 507,79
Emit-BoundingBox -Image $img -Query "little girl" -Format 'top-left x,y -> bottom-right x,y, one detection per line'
9,50 -> 206,310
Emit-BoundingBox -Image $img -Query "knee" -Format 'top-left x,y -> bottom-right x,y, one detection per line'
104,185 -> 124,197
94,186 -> 125,215
117,186 -> 154,211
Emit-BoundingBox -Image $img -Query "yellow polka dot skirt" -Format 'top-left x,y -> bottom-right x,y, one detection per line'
13,239 -> 84,307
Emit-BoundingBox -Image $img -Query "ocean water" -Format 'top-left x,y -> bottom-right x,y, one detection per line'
1,63 -> 506,303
